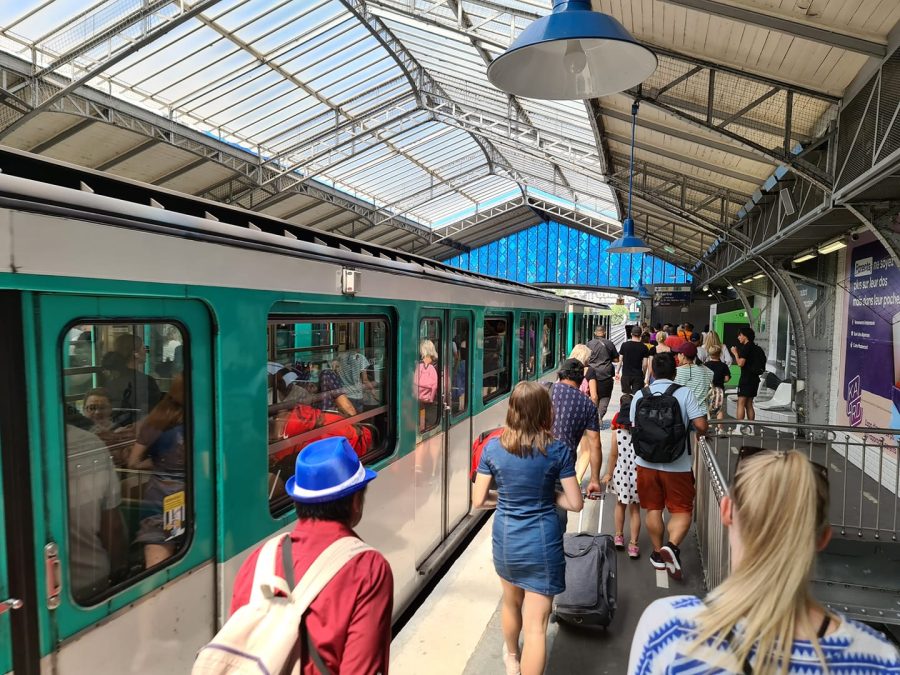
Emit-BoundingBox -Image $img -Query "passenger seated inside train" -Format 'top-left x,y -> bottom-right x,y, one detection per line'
104,332 -> 163,427
265,366 -> 379,509
127,374 -> 187,569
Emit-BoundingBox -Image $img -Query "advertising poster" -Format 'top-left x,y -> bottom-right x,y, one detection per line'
838,235 -> 900,454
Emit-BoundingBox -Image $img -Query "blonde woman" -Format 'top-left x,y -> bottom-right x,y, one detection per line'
474,382 -> 583,675
703,329 -> 731,366
568,343 -> 598,405
628,448 -> 900,673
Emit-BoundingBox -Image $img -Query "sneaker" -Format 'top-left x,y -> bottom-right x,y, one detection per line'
628,541 -> 640,559
660,542 -> 683,580
502,644 -> 520,675
614,533 -> 625,549
649,551 -> 666,570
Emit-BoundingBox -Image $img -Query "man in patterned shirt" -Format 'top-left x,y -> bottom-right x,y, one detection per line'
550,359 -> 603,521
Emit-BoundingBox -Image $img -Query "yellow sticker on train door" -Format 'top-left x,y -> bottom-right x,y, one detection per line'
163,491 -> 186,540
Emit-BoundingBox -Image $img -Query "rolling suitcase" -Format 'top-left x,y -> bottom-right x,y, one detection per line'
554,492 -> 617,627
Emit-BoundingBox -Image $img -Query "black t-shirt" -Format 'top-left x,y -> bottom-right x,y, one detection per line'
586,338 -> 618,380
705,360 -> 731,388
737,342 -> 765,383
619,340 -> 647,377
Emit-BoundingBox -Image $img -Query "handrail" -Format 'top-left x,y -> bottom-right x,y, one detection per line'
707,419 -> 899,436
694,436 -> 731,590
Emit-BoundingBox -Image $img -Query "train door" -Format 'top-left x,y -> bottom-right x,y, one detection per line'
24,294 -> 215,673
0,436 -> 15,675
414,310 -> 472,567
445,312 -> 472,533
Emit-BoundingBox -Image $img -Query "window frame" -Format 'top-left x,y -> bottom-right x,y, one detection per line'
541,313 -> 556,374
265,314 -> 394,516
59,317 -> 194,607
482,312 -> 512,405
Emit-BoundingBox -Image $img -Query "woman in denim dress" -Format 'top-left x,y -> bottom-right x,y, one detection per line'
474,381 -> 584,675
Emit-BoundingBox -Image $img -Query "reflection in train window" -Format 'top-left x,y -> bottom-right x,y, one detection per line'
266,317 -> 391,515
417,318 -> 442,435
542,314 -> 556,373
482,315 -> 511,403
518,314 -> 537,381
61,322 -> 190,606
451,318 -> 469,416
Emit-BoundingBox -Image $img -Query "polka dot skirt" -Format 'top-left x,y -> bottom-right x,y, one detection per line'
611,428 -> 639,505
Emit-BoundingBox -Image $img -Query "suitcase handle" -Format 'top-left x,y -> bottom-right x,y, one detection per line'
576,488 -> 606,534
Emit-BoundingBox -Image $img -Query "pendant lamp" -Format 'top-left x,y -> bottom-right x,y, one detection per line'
486,0 -> 657,100
608,101 -> 651,254
633,283 -> 651,300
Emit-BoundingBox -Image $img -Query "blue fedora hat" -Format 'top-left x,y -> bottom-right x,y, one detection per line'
285,437 -> 376,504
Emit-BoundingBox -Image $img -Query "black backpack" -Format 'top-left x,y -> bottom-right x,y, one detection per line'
631,384 -> 688,464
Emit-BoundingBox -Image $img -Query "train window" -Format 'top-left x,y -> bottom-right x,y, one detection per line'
483,315 -> 511,403
61,322 -> 190,606
542,315 -> 556,372
417,318 -> 443,434
518,314 -> 537,381
573,314 -> 583,346
451,318 -> 469,416
266,317 -> 390,515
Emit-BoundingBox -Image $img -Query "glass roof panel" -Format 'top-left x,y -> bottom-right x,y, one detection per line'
1,0 -> 621,231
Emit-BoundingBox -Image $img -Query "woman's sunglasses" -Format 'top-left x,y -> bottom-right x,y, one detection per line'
737,446 -> 828,485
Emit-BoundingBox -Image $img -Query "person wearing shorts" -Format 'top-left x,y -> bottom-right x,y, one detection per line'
630,353 -> 708,580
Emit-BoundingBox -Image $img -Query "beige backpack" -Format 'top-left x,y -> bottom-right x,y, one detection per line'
193,533 -> 373,675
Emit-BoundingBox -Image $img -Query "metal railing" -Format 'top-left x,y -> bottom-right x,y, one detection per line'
704,421 -> 899,541
695,436 -> 730,592
695,421 -> 900,625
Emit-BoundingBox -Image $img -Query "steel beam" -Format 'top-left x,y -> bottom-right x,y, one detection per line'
659,0 -> 885,58
94,138 -> 157,172
28,117 -> 93,153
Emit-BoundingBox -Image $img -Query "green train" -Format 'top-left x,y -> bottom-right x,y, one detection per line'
0,148 -> 595,673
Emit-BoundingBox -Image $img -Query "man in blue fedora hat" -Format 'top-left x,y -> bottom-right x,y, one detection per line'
230,437 -> 393,674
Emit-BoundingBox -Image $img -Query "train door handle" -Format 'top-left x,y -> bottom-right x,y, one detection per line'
44,542 -> 61,610
0,598 -> 23,615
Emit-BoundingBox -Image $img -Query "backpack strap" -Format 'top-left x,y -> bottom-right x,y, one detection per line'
281,538 -> 331,675
640,386 -> 652,399
664,383 -> 681,396
249,533 -> 292,603
289,537 -> 374,607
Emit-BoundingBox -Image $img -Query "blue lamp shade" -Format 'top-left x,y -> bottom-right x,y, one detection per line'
608,217 -> 651,254
633,283 -> 652,299
486,0 -> 657,100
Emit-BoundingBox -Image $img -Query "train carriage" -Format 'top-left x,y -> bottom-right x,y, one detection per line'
0,148 -> 567,674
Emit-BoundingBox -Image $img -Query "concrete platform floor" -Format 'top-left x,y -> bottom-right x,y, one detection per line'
391,380 -> 707,674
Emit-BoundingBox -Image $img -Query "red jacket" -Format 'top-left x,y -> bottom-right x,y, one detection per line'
230,519 -> 393,674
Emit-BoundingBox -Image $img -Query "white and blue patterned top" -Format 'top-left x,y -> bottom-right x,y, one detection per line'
629,596 -> 900,674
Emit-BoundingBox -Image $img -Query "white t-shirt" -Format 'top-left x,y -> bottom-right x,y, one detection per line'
629,595 -> 900,674
66,426 -> 121,600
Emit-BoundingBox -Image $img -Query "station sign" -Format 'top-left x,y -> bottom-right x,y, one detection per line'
653,285 -> 692,306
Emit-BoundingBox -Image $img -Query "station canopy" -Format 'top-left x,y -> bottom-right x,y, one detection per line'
0,1 -> 897,280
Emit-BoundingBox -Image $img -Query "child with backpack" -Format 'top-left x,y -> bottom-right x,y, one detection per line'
602,394 -> 641,559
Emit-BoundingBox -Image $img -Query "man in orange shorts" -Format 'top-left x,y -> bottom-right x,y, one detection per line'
630,353 -> 708,580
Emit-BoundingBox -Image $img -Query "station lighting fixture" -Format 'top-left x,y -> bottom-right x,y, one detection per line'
792,251 -> 817,264
663,244 -> 676,254
726,285 -> 734,290
743,276 -> 755,283
608,102 -> 651,254
752,273 -> 765,280
486,0 -> 657,100
817,238 -> 847,255
702,284 -> 709,291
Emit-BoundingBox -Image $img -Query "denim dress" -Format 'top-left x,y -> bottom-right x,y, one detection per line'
477,438 -> 575,596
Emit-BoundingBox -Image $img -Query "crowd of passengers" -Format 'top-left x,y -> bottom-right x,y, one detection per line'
219,321 -> 899,674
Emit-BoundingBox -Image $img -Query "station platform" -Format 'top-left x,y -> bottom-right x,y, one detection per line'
391,387 -> 706,674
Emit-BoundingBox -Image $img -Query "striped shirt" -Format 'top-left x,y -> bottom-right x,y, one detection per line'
675,364 -> 713,416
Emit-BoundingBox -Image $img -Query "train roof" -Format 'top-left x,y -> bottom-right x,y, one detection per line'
0,147 -> 561,302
